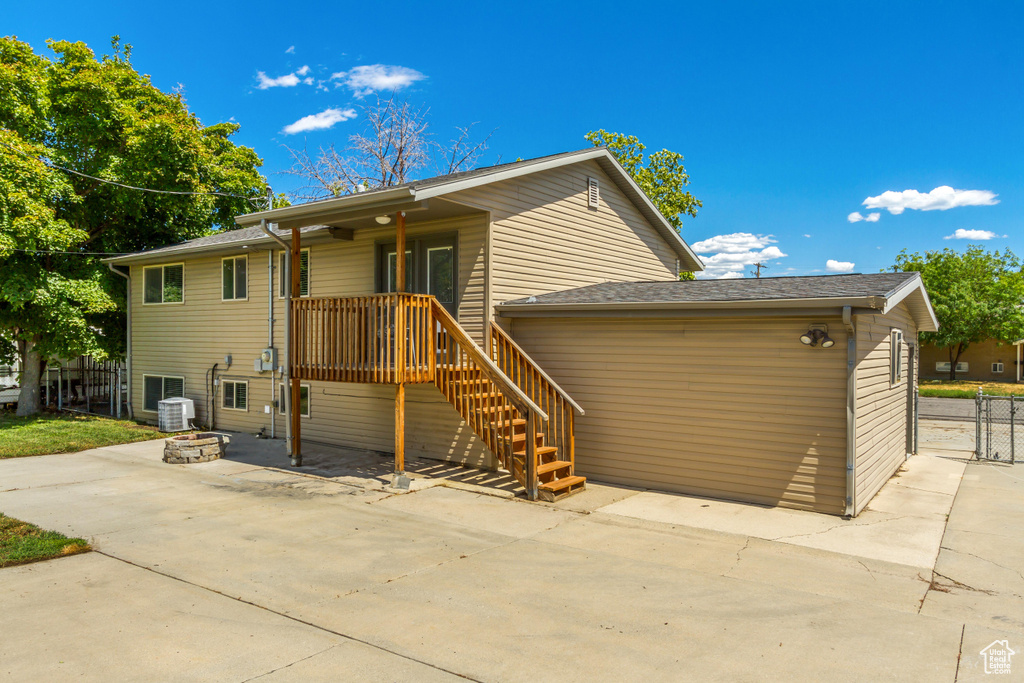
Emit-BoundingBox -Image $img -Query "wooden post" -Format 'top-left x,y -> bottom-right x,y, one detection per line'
395,211 -> 406,475
291,225 -> 302,466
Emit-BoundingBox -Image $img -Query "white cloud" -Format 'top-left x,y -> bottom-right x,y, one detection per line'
296,65 -> 310,76
285,46 -> 295,54
944,228 -> 1004,240
281,107 -> 357,135
691,232 -> 787,279
864,186 -> 999,215
303,77 -> 314,85
332,64 -> 426,97
825,259 -> 855,273
257,70 -> 301,89
847,211 -> 880,223
804,234 -> 811,238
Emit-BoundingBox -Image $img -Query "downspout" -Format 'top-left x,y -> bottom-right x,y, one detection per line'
259,218 -> 293,461
107,263 -> 134,419
268,250 -> 275,439
843,306 -> 856,517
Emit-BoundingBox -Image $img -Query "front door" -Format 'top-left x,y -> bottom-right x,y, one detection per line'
378,233 -> 458,318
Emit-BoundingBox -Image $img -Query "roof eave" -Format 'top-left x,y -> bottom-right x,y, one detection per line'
495,295 -> 884,316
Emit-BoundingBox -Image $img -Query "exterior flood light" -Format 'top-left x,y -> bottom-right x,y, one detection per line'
375,215 -> 392,225
800,326 -> 834,348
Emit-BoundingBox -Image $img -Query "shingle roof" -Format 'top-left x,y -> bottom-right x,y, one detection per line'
104,225 -> 325,262
501,273 -> 921,306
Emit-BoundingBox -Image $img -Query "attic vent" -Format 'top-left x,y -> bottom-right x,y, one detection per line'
587,177 -> 599,208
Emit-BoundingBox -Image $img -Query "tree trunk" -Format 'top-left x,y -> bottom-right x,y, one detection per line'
949,343 -> 964,381
16,339 -> 42,417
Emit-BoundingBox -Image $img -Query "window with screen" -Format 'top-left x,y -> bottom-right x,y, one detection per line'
890,329 -> 904,385
222,256 -> 248,301
143,264 -> 184,304
222,380 -> 248,411
279,383 -> 310,417
279,250 -> 310,297
143,375 -> 185,411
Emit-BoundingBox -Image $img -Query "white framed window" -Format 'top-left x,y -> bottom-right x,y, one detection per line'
143,263 -> 184,304
993,362 -> 1005,373
279,249 -> 310,298
221,255 -> 248,301
142,375 -> 185,412
278,383 -> 310,418
936,362 -> 969,373
890,329 -> 904,385
222,380 -> 248,411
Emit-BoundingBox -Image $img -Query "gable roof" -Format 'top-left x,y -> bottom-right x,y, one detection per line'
232,147 -> 703,272
103,225 -> 325,264
496,272 -> 939,331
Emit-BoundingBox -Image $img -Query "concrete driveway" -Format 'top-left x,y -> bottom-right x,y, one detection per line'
1,430 -> 1021,681
920,396 -> 976,421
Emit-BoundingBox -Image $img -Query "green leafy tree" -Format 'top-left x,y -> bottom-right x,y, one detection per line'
586,129 -> 701,278
1,36 -> 269,414
891,246 -> 1024,380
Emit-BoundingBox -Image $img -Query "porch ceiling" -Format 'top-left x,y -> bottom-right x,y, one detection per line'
239,197 -> 484,231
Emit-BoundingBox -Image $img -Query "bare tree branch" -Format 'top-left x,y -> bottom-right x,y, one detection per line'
282,94 -> 495,202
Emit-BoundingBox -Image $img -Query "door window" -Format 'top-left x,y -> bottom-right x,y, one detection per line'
377,234 -> 458,317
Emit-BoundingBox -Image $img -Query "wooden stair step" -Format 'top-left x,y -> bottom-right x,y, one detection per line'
538,475 -> 587,502
511,432 -> 545,447
480,404 -> 513,414
514,445 -> 558,458
537,460 -> 572,475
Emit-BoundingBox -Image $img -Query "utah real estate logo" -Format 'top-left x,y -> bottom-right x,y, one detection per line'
980,640 -> 1015,675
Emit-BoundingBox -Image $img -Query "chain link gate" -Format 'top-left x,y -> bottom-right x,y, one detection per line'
976,393 -> 1019,463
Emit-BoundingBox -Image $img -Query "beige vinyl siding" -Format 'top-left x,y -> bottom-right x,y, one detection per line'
853,302 -> 917,514
450,159 -> 679,308
509,316 -> 849,514
130,214 -> 491,467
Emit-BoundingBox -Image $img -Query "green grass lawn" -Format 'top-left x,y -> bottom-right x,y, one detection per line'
0,513 -> 90,568
0,412 -> 170,459
919,380 -> 1024,399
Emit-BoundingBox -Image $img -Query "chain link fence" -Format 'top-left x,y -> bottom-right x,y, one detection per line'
976,394 -> 1019,463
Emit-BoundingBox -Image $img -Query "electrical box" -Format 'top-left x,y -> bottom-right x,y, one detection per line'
257,348 -> 277,373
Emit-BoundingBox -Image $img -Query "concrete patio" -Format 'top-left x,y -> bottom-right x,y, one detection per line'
0,420 -> 1020,681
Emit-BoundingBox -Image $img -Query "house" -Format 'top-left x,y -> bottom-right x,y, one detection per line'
919,338 -> 1022,382
980,640 -> 1015,675
104,147 -> 938,516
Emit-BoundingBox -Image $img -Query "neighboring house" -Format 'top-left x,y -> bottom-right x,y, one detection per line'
105,148 -> 938,516
919,338 -> 1022,382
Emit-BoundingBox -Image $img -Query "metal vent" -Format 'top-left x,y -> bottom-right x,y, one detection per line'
587,177 -> 599,208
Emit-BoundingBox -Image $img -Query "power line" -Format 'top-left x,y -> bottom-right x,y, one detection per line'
9,248 -> 130,256
0,139 -> 266,207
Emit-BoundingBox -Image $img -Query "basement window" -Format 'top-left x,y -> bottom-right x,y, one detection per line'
279,249 -> 310,298
279,383 -> 310,418
222,256 -> 248,301
143,264 -> 184,304
890,329 -> 904,386
142,375 -> 185,412
993,362 -> 1004,373
222,380 -> 248,411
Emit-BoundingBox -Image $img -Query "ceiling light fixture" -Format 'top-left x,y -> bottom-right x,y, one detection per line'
375,215 -> 392,225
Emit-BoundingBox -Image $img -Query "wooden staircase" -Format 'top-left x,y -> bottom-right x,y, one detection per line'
431,302 -> 586,501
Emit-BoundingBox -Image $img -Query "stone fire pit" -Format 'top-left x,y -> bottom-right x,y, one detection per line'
163,433 -> 229,464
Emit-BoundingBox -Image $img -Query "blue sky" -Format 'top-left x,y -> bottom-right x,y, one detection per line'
7,1 -> 1022,278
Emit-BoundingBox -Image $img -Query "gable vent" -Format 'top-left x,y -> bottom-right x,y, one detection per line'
587,177 -> 599,208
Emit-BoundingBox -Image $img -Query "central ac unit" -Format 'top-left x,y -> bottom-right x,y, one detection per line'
158,397 -> 195,432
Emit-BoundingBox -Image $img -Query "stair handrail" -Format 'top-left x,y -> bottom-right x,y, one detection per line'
488,322 -> 585,416
430,301 -> 548,422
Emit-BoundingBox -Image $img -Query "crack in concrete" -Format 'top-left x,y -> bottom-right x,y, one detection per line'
93,550 -> 482,682
771,516 -> 896,542
931,571 -> 996,595
241,644 -> 337,682
939,546 -> 1024,584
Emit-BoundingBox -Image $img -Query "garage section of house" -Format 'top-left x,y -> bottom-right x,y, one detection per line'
496,272 -> 938,516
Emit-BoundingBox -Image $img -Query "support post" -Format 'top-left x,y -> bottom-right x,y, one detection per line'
394,212 -> 407,476
290,224 -> 302,467
526,410 -> 539,500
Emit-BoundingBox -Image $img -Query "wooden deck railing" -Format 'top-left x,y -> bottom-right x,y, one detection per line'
489,322 -> 584,468
291,293 -> 434,384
